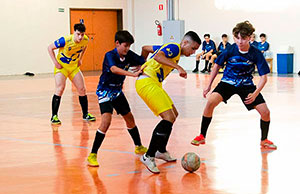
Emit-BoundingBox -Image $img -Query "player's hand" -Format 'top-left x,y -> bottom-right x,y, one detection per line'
55,62 -> 63,69
132,65 -> 147,77
244,93 -> 258,104
130,66 -> 140,72
203,86 -> 211,98
177,67 -> 187,79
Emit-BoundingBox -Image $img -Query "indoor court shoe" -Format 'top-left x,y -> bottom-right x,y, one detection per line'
51,115 -> 61,125
200,69 -> 207,73
260,139 -> 277,150
135,145 -> 148,154
191,134 -> 206,146
140,154 -> 160,174
83,113 -> 96,121
155,151 -> 177,162
87,153 -> 99,167
192,68 -> 199,73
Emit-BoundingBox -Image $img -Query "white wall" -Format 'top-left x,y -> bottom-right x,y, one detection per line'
132,0 -> 300,73
1,0 -> 129,75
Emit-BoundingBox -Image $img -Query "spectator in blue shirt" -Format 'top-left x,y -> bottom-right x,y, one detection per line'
209,34 -> 231,71
258,33 -> 269,57
193,34 -> 216,73
250,33 -> 258,48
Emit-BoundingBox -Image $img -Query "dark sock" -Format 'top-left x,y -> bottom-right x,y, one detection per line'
195,60 -> 200,69
208,63 -> 212,71
91,129 -> 106,154
200,116 -> 212,138
204,60 -> 209,70
146,120 -> 173,157
193,61 -> 200,72
128,126 -> 142,146
52,94 -> 61,116
79,95 -> 88,116
157,120 -> 173,153
260,119 -> 270,141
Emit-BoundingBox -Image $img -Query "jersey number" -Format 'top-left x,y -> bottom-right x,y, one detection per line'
156,68 -> 164,82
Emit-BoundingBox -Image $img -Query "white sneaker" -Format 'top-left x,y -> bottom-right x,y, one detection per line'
140,154 -> 160,174
155,151 -> 177,162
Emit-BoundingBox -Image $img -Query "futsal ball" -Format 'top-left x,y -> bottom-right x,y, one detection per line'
181,152 -> 201,173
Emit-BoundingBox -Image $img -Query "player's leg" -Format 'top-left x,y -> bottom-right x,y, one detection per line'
51,71 -> 67,124
255,103 -> 277,149
113,93 -> 147,154
71,70 -> 95,121
154,105 -> 178,162
87,101 -> 113,167
193,53 -> 202,72
191,81 -> 235,146
136,78 -> 174,173
191,92 -> 223,145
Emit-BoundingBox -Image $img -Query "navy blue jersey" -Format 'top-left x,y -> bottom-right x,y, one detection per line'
202,40 -> 216,53
257,41 -> 269,52
250,41 -> 258,48
216,43 -> 270,87
218,42 -> 231,52
97,48 -> 145,92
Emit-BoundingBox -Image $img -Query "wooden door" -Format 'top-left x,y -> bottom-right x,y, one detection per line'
70,9 -> 119,71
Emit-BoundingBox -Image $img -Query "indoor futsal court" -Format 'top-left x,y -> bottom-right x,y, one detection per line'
1,0 -> 300,194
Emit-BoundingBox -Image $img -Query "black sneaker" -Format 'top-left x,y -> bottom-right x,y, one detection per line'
83,113 -> 96,121
200,69 -> 207,73
192,69 -> 199,73
51,115 -> 61,125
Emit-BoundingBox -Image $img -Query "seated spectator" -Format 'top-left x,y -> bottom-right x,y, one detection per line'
193,34 -> 216,73
209,34 -> 231,72
258,33 -> 269,57
250,33 -> 258,48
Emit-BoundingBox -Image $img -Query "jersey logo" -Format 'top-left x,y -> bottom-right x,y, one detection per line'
60,53 -> 77,64
166,48 -> 173,57
55,40 -> 61,47
156,68 -> 164,82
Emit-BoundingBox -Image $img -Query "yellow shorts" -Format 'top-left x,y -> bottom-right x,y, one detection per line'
135,77 -> 173,116
54,65 -> 80,80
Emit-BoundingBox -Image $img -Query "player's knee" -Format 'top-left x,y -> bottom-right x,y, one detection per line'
164,114 -> 176,123
77,87 -> 86,95
260,108 -> 270,119
100,120 -> 111,131
56,86 -> 65,96
206,98 -> 217,110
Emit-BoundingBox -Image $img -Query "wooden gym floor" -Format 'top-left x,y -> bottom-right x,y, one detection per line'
0,72 -> 299,194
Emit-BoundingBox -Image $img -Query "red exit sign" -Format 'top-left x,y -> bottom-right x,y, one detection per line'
159,4 -> 164,10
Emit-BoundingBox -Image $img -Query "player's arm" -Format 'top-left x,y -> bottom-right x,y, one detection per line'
47,43 -> 62,69
141,45 -> 154,60
203,64 -> 221,98
78,46 -> 87,67
245,52 -> 269,104
244,75 -> 267,104
110,66 -> 142,77
153,51 -> 187,79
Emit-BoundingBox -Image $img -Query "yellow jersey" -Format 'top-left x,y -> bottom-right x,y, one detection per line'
54,34 -> 89,66
142,43 -> 181,84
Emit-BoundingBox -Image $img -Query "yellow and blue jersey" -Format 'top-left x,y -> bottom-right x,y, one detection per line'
54,34 -> 89,66
142,43 -> 181,84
